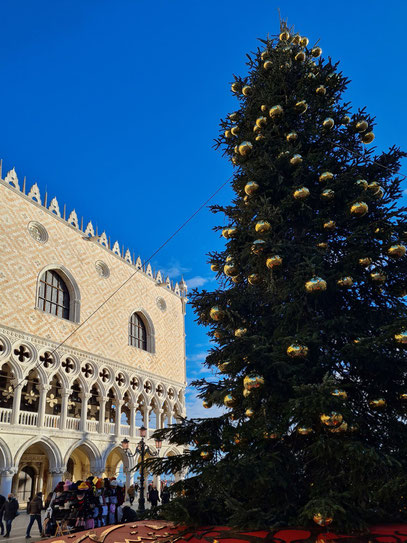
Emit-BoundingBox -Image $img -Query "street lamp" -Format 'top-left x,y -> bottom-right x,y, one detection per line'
121,426 -> 162,512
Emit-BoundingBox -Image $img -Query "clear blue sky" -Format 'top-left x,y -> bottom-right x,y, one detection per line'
1,0 -> 406,418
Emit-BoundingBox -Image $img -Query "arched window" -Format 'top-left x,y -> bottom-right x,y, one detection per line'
129,313 -> 147,351
37,270 -> 70,320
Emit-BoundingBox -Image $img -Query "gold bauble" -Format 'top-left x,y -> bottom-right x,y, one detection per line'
293,187 -> 310,200
231,156 -> 238,165
372,186 -> 384,199
394,331 -> 407,345
231,275 -> 242,283
239,141 -> 253,156
203,400 -> 212,409
243,374 -> 265,390
228,227 -> 237,237
295,51 -> 306,62
330,421 -> 348,433
337,276 -> 353,288
400,393 -> 407,400
369,398 -> 386,408
218,362 -> 230,373
300,36 -> 309,47
243,388 -> 251,398
316,85 -> 327,96
319,171 -> 334,183
223,394 -> 237,408
244,181 -> 259,195
234,328 -> 247,338
361,132 -> 375,144
261,104 -> 268,112
261,50 -> 270,61
370,271 -> 386,283
263,60 -> 273,70
248,273 -> 261,285
210,263 -> 220,272
287,343 -> 309,358
200,450 -> 212,460
234,145 -> 239,154
359,257 -> 372,267
295,100 -> 308,113
222,228 -> 231,239
213,330 -> 223,339
323,220 -> 336,230
388,244 -> 406,258
322,117 -> 335,129
245,408 -> 254,418
224,130 -> 231,138
226,255 -> 233,262
231,82 -> 240,93
331,389 -> 347,400
253,125 -> 260,133
269,104 -> 284,118
321,189 -> 335,200
251,239 -> 266,254
356,120 -> 368,132
255,220 -> 271,233
291,34 -> 301,45
256,116 -> 267,128
320,412 -> 343,427
297,427 -> 313,435
305,276 -> 327,292
317,242 -> 328,249
231,126 -> 240,136
229,112 -> 238,121
356,179 -> 368,189
286,132 -> 298,142
255,135 -> 265,142
266,255 -> 283,269
224,263 -> 238,276
290,154 -> 303,166
242,85 -> 252,96
311,46 -> 322,58
279,31 -> 290,41
313,514 -> 333,527
210,306 -> 224,321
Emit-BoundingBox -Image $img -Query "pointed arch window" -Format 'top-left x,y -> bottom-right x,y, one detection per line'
38,270 -> 70,320
129,313 -> 147,351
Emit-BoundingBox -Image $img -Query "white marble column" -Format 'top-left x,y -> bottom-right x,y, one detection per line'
37,384 -> 51,428
48,468 -> 65,493
115,400 -> 124,436
129,401 -> 137,438
0,468 -> 16,496
80,393 -> 91,432
59,390 -> 70,430
98,396 -> 107,434
10,383 -> 23,425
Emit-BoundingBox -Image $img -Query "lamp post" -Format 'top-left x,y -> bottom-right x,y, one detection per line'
121,426 -> 162,512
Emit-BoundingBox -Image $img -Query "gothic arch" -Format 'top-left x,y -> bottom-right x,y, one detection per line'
0,437 -> 12,470
14,436 -> 63,471
128,308 -> 155,353
102,443 -> 134,472
35,264 -> 81,323
64,438 -> 103,473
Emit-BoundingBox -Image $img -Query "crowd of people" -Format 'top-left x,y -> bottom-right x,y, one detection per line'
0,478 -> 172,539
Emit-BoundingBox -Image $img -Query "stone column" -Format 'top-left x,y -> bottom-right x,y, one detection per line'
59,390 -> 70,431
36,462 -> 45,494
48,468 -> 65,493
153,474 -> 161,492
98,396 -> 107,434
129,402 -> 137,438
0,468 -> 16,496
115,400 -> 124,437
10,383 -> 23,425
144,406 -> 150,437
37,384 -> 51,428
80,393 -> 91,432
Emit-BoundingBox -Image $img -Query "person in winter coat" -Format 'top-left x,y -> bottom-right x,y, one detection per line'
127,485 -> 135,506
26,493 -> 43,538
148,486 -> 160,508
121,506 -> 138,522
0,494 -> 5,536
1,494 -> 19,537
161,486 -> 170,505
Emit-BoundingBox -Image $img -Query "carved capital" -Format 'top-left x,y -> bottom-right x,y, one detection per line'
0,467 -> 18,476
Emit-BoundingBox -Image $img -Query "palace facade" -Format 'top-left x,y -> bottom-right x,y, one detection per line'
0,164 -> 187,501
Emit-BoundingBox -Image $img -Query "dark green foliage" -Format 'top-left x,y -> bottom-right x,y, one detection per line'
147,25 -> 407,532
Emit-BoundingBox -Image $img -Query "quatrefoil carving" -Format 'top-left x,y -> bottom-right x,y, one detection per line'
14,345 -> 31,362
99,368 -> 110,383
62,358 -> 75,374
40,351 -> 54,368
81,363 -> 93,378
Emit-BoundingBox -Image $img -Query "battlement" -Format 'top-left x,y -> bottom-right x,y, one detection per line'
0,161 -> 187,298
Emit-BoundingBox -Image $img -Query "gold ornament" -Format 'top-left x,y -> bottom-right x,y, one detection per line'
231,275 -> 242,283
255,220 -> 271,233
256,116 -> 267,128
361,132 -> 375,144
291,34 -> 301,45
311,46 -> 322,58
356,179 -> 368,189
200,450 -> 212,460
293,187 -> 310,200
323,220 -> 336,230
290,154 -> 303,166
337,276 -> 354,288
244,181 -> 259,195
228,227 -> 237,237
356,120 -> 368,132
322,117 -> 335,129
317,242 -> 328,249
210,263 -> 220,272
224,130 -> 231,138
253,125 -> 260,133
261,104 -> 268,112
331,389 -> 347,400
243,195 -> 250,205
203,400 -> 212,409
342,115 -> 350,125
388,245 -> 406,258
370,271 -> 386,283
395,331 -> 407,345
330,421 -> 348,433
213,330 -> 223,339
316,85 -> 327,96
222,228 -> 231,239
263,60 -> 273,70
359,257 -> 372,267
300,36 -> 309,47
313,514 -> 333,527
231,82 -> 240,93
295,100 -> 308,113
319,171 -> 334,183
255,135 -> 265,142
320,412 -> 343,427
400,393 -> 407,400
353,338 -> 360,344
248,273 -> 261,285
243,388 -> 251,398
305,276 -> 327,292
251,239 -> 266,254
286,132 -> 298,142
242,85 -> 252,96
223,394 -> 237,408
210,306 -> 224,321
245,408 -> 254,418
269,105 -> 284,118
239,141 -> 253,156
231,126 -> 239,136
218,362 -> 230,373
243,374 -> 265,390
287,343 -> 309,358
369,398 -> 386,408
279,31 -> 290,41
224,263 -> 238,276
297,427 -> 313,435
261,50 -> 270,61
229,112 -> 238,121
266,255 -> 283,269
234,328 -> 247,338
321,189 -> 335,200
295,51 -> 306,62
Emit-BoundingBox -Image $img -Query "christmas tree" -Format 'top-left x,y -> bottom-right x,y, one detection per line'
147,24 -> 407,532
